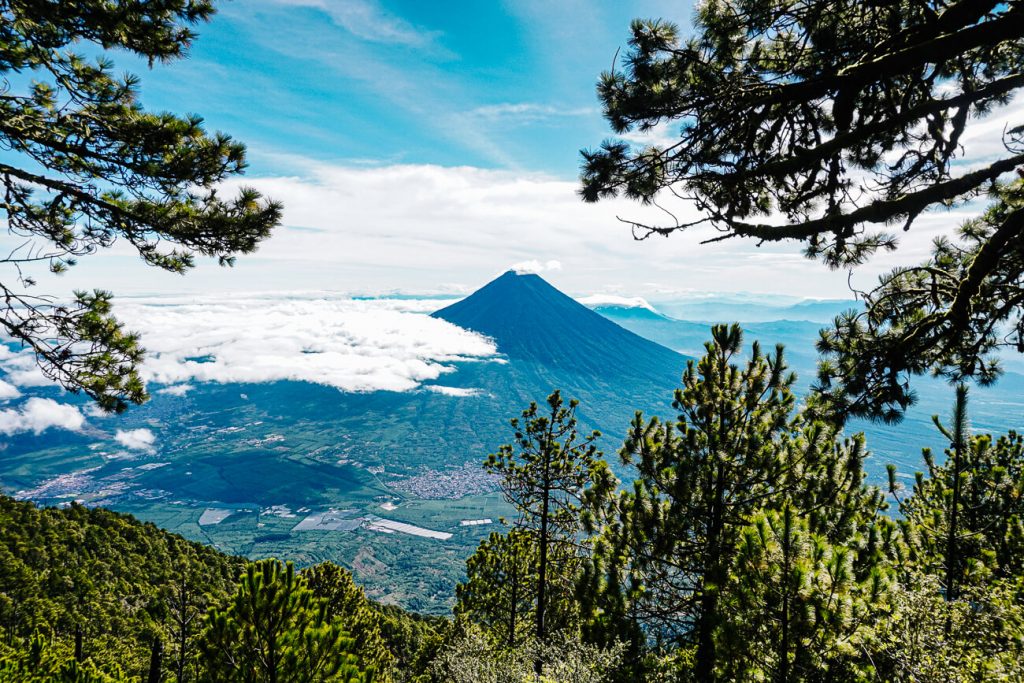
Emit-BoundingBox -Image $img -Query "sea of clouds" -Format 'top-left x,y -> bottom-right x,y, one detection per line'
0,295 -> 499,440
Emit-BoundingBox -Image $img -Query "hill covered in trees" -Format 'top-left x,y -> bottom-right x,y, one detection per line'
0,495 -> 443,682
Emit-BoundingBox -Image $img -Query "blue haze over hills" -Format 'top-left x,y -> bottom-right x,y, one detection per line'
589,298 -> 1024,483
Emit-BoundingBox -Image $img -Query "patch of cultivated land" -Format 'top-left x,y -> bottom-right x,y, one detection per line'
364,516 -> 453,540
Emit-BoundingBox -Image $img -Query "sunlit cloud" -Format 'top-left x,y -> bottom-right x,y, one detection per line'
156,384 -> 194,397
264,0 -> 440,48
106,296 -> 500,393
510,260 -> 563,275
0,379 -> 20,401
114,428 -> 157,452
0,398 -> 84,436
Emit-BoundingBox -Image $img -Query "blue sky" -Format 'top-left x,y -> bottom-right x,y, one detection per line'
19,0 -> 1023,300
131,0 -> 680,176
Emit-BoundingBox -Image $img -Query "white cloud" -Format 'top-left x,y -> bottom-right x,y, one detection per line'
0,379 -> 20,401
84,403 -> 112,418
509,260 -> 563,275
35,155 -> 959,302
156,384 -> 194,397
209,159 -> 902,298
114,428 -> 156,452
577,294 -> 657,312
617,120 -> 683,150
107,296 -> 498,394
0,346 -> 51,387
424,385 -> 479,397
0,398 -> 85,436
466,103 -> 596,123
266,0 -> 439,48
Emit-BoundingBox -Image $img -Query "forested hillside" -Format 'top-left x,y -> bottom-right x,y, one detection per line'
0,496 -> 443,682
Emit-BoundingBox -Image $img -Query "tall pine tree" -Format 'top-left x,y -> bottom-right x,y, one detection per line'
585,325 -> 890,681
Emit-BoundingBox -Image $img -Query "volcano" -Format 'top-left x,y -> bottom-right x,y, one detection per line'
433,270 -> 686,388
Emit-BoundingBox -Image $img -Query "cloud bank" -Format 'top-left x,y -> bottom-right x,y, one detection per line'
108,296 -> 498,393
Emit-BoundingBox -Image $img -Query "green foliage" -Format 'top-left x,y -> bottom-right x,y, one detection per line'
582,325 -> 890,680
894,397 -> 1024,593
303,562 -> 396,681
426,620 -> 623,683
200,559 -> 373,682
455,529 -> 537,649
580,1 -> 1024,421
817,181 -> 1024,421
0,0 -> 281,411
0,633 -> 128,682
372,605 -> 447,683
722,505 -> 889,681
0,496 -> 241,678
481,390 -> 613,645
0,494 -> 434,681
868,575 -> 1024,681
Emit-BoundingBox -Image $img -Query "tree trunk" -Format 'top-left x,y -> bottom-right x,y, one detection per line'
695,464 -> 727,682
146,637 -> 163,683
535,482 -> 550,677
508,545 -> 519,649
945,385 -> 967,607
779,507 -> 792,683
174,575 -> 189,683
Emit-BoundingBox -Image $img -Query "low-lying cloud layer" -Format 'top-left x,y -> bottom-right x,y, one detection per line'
111,295 -> 498,393
0,296 -> 500,438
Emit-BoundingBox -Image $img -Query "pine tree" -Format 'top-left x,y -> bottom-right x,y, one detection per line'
455,529 -> 537,650
199,560 -> 372,683
0,633 -> 128,682
164,561 -> 205,683
722,505 -> 889,682
580,3 -> 1024,421
302,562 -> 395,682
0,0 -> 281,412
479,391 -> 612,673
585,325 -> 889,681
893,388 -> 1024,592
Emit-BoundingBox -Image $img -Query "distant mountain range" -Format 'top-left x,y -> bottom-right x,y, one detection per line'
590,300 -> 1024,483
650,297 -> 860,324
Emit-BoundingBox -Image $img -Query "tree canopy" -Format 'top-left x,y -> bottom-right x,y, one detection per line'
0,0 -> 281,412
580,1 -> 1024,420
